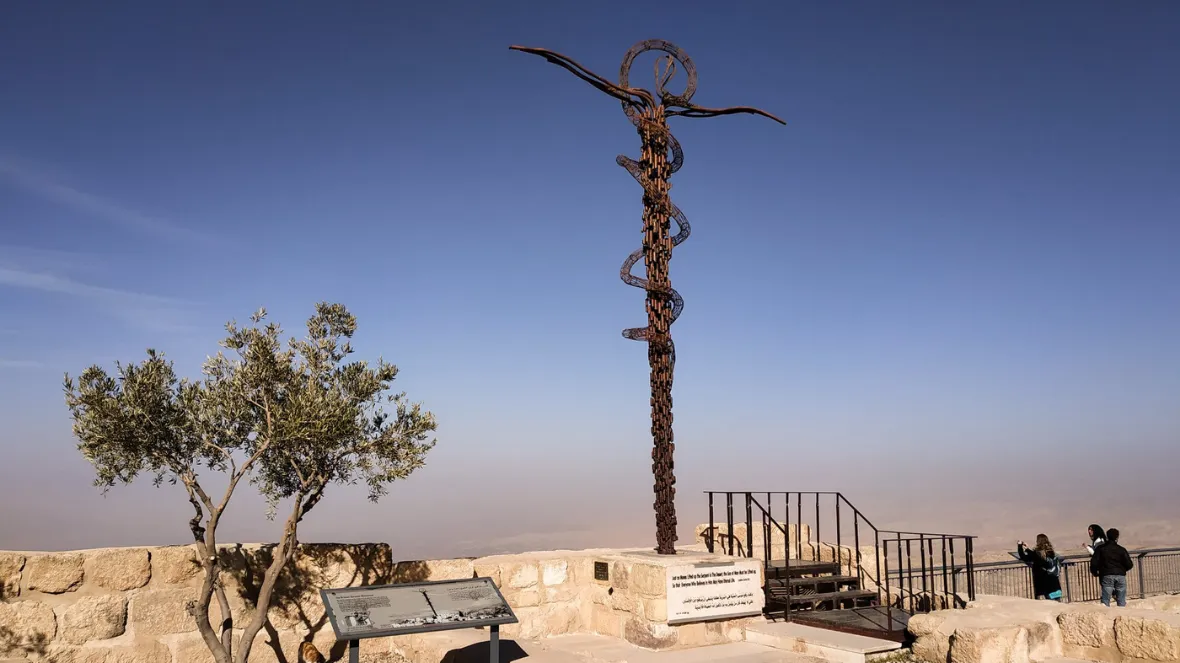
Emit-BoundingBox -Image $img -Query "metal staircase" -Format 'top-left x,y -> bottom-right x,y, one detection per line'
702,491 -> 977,640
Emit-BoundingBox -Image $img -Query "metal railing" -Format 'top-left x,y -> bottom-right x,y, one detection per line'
702,491 -> 977,624
945,548 -> 1180,603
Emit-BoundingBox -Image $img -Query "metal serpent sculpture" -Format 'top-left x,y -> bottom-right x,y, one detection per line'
511,39 -> 784,555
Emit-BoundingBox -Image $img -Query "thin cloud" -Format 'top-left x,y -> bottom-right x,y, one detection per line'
0,265 -> 196,333
0,155 -> 212,245
0,359 -> 43,369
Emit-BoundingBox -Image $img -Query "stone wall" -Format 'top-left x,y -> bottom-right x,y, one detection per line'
909,594 -> 1180,663
0,544 -> 761,663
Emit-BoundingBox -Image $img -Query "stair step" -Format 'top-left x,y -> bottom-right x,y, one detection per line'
767,589 -> 879,605
765,560 -> 842,577
766,575 -> 861,588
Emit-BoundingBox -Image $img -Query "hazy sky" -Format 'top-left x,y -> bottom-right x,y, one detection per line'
1,2 -> 1177,559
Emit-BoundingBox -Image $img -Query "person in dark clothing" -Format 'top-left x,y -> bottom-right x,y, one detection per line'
1090,527 -> 1134,607
1086,524 -> 1107,556
1017,534 -> 1063,601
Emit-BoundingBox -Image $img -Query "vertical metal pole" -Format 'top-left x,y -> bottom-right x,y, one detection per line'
882,533 -> 891,627
965,537 -> 976,601
726,493 -> 735,556
814,494 -> 821,562
745,493 -> 754,558
836,497 -> 844,575
707,492 -> 715,553
919,535 -> 928,611
853,508 -> 861,584
1063,560 -> 1073,603
1139,554 -> 1147,599
949,538 -> 958,607
348,640 -> 359,663
490,624 -> 500,663
904,538 -> 913,613
941,537 -> 949,609
766,492 -> 773,561
796,493 -> 803,559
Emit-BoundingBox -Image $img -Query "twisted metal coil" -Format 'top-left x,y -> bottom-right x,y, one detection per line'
511,39 -> 784,555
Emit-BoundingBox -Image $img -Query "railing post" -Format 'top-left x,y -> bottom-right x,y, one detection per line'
904,537 -> 913,613
940,537 -> 949,610
745,493 -> 754,559
919,534 -> 928,612
707,492 -> 715,554
852,504 -> 862,586
1063,560 -> 1073,603
948,538 -> 958,607
1139,553 -> 1147,599
965,537 -> 976,602
796,493 -> 803,560
815,494 -> 821,563
881,532 -> 891,627
836,497 -> 844,576
726,493 -> 735,556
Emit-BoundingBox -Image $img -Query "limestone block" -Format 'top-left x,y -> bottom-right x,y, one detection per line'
1058,609 -> 1114,648
1114,615 -> 1180,661
501,562 -> 538,589
623,618 -> 679,650
590,605 -> 624,639
543,583 -> 578,604
641,598 -> 667,623
610,562 -> 631,591
151,546 -> 201,585
506,588 -> 539,608
171,633 -> 218,663
948,625 -> 1029,663
629,564 -> 665,598
24,553 -> 85,594
1023,619 -> 1064,662
423,558 -> 474,581
675,622 -> 710,648
59,594 -> 128,644
914,634 -> 953,663
909,612 -> 950,637
84,549 -> 151,591
73,640 -> 172,663
516,603 -> 580,640
0,601 -> 56,656
541,560 -> 568,586
0,553 -> 24,598
129,587 -> 197,635
472,561 -> 501,586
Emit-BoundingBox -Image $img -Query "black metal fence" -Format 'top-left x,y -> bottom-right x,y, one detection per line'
951,548 -> 1180,603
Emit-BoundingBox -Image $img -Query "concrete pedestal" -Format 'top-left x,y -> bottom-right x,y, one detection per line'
582,549 -> 765,651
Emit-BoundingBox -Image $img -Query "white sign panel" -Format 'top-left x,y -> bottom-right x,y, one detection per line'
665,559 -> 763,625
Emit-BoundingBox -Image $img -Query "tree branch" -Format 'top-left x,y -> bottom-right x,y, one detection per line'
233,492 -> 306,663
181,477 -> 230,663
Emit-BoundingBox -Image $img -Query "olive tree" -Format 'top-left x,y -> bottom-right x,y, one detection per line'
64,303 -> 436,663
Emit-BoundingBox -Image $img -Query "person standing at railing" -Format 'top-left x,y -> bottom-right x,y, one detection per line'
1085,524 -> 1107,555
1091,528 -> 1134,607
1017,535 -> 1064,601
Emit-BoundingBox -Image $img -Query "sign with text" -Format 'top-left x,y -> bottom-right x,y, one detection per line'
665,559 -> 763,625
320,577 -> 518,640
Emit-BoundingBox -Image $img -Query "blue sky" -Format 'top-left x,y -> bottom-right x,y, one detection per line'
1,1 -> 1177,556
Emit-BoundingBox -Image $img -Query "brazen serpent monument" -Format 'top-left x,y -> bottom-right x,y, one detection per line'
511,40 -> 784,555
